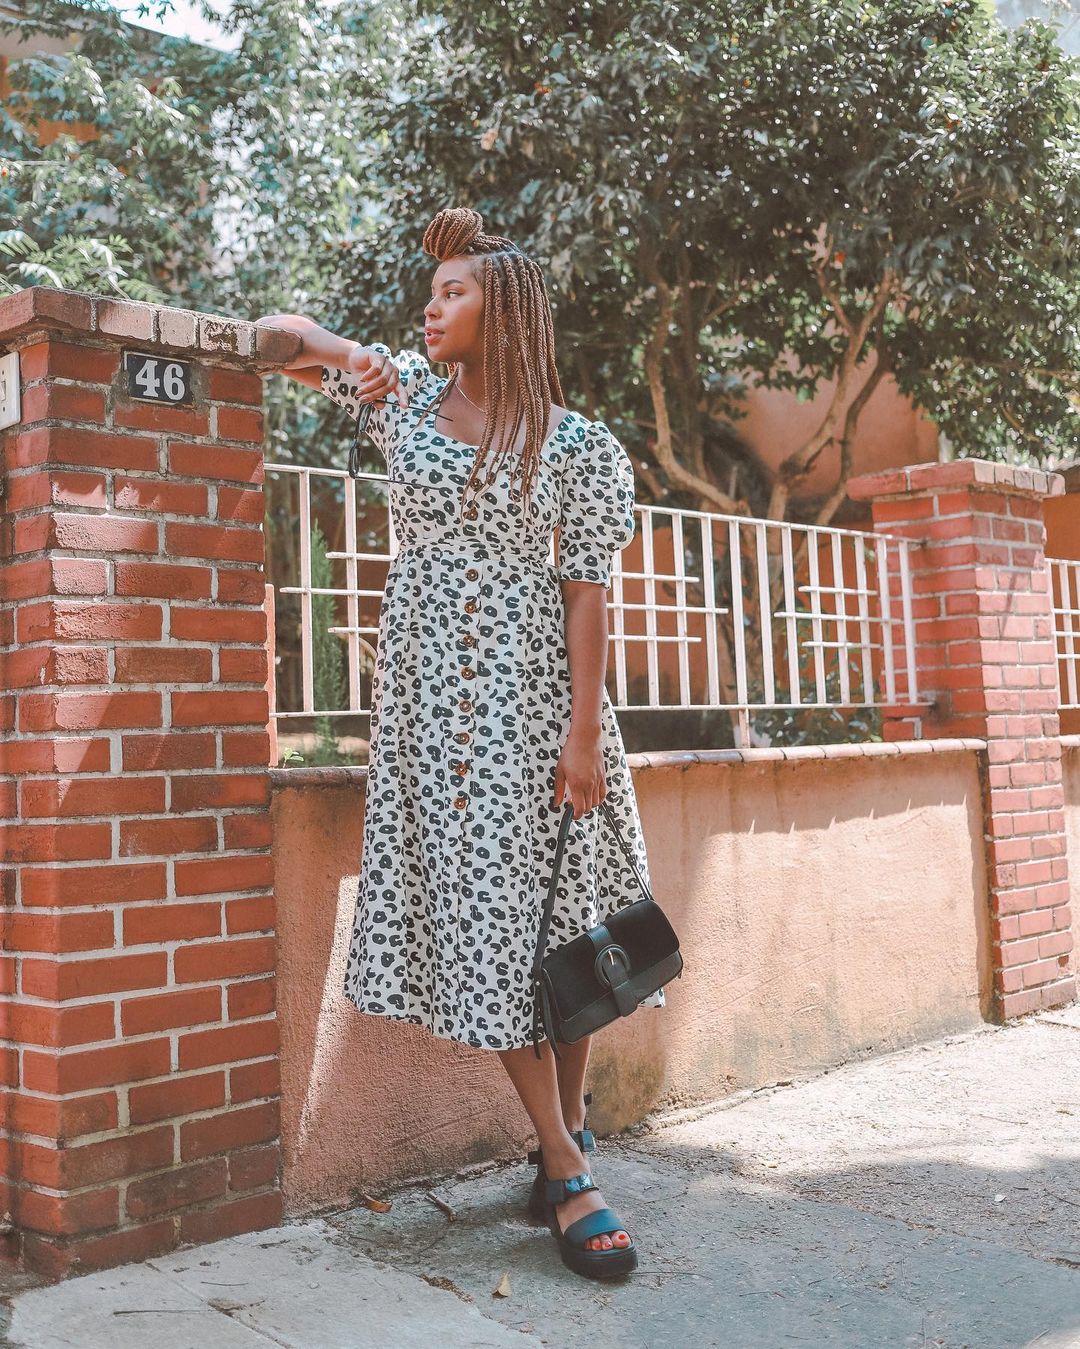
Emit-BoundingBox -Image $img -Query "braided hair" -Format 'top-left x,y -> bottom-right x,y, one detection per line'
412,207 -> 565,529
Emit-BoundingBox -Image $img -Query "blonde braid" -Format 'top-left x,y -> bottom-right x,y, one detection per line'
420,206 -> 565,529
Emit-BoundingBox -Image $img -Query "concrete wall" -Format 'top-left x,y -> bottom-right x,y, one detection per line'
271,740 -> 990,1217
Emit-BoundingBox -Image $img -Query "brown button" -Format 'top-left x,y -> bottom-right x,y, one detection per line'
464,507 -> 479,521
454,795 -> 468,809
461,633 -> 477,647
465,567 -> 480,581
464,598 -> 479,614
454,731 -> 471,744
460,667 -> 476,679
453,761 -> 469,776
458,699 -> 473,713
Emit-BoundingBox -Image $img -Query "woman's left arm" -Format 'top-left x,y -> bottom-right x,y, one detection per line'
551,581 -> 610,821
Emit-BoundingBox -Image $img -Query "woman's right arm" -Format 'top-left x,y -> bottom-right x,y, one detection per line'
253,314 -> 408,408
253,314 -> 358,388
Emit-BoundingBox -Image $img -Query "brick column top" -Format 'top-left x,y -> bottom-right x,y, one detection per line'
0,286 -> 300,368
849,458 -> 1065,502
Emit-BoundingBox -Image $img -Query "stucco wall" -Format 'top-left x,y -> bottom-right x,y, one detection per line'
270,740 -> 990,1217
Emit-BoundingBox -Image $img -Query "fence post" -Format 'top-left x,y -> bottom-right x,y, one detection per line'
849,459 -> 1076,1020
0,289 -> 297,1277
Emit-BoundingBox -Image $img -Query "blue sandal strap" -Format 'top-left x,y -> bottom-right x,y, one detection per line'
563,1206 -> 630,1247
544,1172 -> 596,1204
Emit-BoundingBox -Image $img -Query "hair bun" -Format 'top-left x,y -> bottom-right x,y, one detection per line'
423,206 -> 517,260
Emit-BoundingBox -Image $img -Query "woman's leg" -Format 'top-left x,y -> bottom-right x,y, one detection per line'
497,1038 -> 630,1252
552,1033 -> 590,1134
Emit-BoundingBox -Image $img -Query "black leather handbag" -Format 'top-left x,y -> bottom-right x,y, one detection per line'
529,799 -> 684,1059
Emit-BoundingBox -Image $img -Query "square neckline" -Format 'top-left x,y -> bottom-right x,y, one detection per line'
418,376 -> 577,457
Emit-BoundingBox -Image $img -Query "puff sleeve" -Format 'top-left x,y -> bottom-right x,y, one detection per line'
319,343 -> 432,463
556,420 -> 637,588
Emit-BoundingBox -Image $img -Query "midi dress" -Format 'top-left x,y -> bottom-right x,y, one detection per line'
319,344 -> 665,1051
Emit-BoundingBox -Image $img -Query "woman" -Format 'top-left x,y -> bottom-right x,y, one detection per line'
260,206 -> 664,1281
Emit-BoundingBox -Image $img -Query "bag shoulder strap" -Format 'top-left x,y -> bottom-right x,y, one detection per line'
529,799 -> 657,978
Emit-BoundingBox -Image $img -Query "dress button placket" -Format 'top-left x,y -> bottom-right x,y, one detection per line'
453,564 -> 483,809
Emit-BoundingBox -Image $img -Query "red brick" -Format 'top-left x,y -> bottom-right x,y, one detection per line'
174,937 -> 275,983
17,600 -> 163,645
0,1000 -> 114,1048
21,951 -> 168,1000
21,775 -> 166,818
228,1144 -> 279,1192
219,648 -> 268,683
1,909 -> 114,953
171,691 -> 268,728
115,647 -> 212,684
179,1101 -> 279,1161
48,512 -> 158,554
226,976 -> 276,1021
114,562 -> 212,600
178,1018 -> 279,1071
114,402 -> 209,436
21,861 -> 165,907
172,774 -> 270,812
123,901 -> 221,945
170,607 -> 265,643
19,691 -> 161,733
22,1038 -> 171,1094
225,895 -> 275,935
168,441 -> 263,484
215,486 -> 264,527
121,986 -> 222,1036
128,1070 -> 226,1126
230,1058 -> 280,1104
119,814 -> 218,857
223,813 -> 273,850
126,1157 -> 227,1219
0,821 -> 111,863
122,733 -> 215,772
166,522 -> 263,564
178,1188 -> 282,1245
207,368 -> 263,405
15,1185 -> 119,1237
27,426 -> 159,473
114,476 -> 209,516
21,1216 -> 176,1280
174,853 -> 273,896
45,646 -> 110,684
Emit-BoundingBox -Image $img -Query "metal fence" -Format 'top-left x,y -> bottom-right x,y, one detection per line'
1049,556 -> 1080,710
264,461 -> 924,748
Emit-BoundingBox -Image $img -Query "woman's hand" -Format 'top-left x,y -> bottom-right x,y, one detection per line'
552,724 -> 606,820
347,345 -> 410,410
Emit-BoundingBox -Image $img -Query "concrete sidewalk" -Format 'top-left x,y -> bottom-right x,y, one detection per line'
5,1007 -> 1080,1348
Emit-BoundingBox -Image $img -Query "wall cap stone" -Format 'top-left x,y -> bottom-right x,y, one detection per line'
0,285 -> 301,368
848,458 -> 1064,502
269,737 -> 988,791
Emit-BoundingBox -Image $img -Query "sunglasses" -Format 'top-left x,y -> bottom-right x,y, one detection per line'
347,396 -> 454,479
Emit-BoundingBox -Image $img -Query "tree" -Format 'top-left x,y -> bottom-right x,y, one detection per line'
338,0 -> 1080,526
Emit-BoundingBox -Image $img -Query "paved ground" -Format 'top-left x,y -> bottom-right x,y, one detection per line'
4,1006 -> 1080,1348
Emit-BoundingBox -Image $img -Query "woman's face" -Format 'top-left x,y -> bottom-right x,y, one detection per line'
424,256 -> 484,364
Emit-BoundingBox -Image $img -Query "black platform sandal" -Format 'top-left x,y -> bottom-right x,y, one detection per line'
526,1091 -> 595,1221
542,1170 -> 638,1280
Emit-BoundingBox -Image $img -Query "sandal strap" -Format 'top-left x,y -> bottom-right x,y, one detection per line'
563,1206 -> 630,1248
527,1127 -> 595,1168
544,1171 -> 596,1204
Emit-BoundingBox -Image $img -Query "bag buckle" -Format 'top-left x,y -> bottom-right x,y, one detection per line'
594,943 -> 631,987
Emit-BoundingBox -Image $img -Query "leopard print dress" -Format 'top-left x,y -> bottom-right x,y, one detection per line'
320,344 -> 664,1051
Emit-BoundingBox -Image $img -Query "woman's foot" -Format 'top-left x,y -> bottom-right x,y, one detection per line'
542,1141 -> 631,1252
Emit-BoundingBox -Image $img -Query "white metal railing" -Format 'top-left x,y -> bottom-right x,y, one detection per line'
1049,556 -> 1080,709
265,461 -> 924,746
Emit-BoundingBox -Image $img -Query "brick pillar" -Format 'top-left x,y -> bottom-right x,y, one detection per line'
849,459 -> 1075,1020
0,288 -> 298,1278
